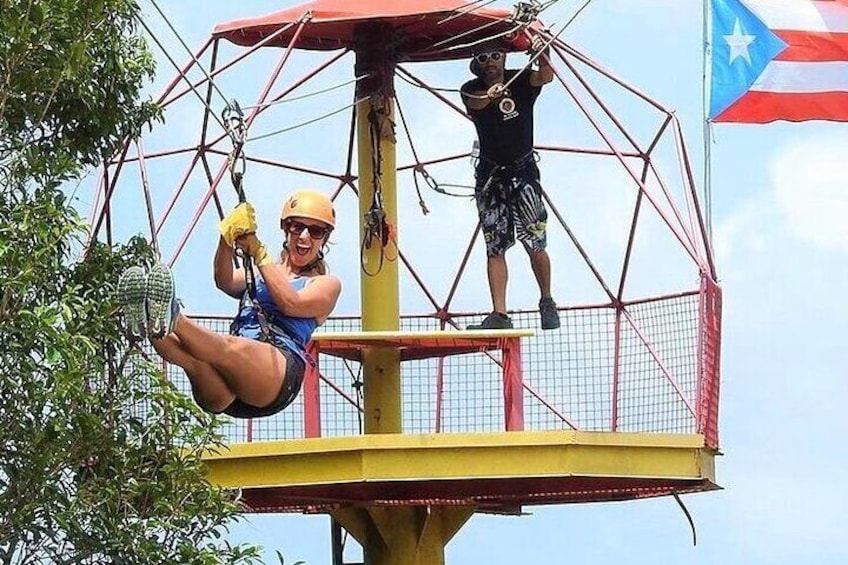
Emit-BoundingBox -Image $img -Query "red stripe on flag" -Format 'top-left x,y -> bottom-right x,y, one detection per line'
713,91 -> 848,123
775,30 -> 848,61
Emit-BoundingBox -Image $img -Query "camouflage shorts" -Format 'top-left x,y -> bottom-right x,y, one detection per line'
475,162 -> 548,258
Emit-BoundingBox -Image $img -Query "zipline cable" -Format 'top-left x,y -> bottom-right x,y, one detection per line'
246,97 -> 371,143
241,75 -> 371,111
135,15 -> 231,134
146,0 -> 231,107
438,0 -> 500,25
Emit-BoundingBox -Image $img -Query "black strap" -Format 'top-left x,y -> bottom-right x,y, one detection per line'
479,151 -> 537,174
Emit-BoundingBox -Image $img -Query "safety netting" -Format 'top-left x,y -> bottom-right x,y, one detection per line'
160,277 -> 720,449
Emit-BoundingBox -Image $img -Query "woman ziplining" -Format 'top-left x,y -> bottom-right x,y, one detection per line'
117,190 -> 341,419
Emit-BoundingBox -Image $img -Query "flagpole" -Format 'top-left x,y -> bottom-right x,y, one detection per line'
702,0 -> 713,248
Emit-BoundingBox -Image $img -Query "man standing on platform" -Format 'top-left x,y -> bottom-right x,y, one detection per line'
461,35 -> 560,331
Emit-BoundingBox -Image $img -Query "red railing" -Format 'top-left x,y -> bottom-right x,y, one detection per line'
166,279 -> 721,448
697,275 -> 723,449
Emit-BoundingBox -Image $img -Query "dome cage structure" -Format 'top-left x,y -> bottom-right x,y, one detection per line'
91,1 -> 722,563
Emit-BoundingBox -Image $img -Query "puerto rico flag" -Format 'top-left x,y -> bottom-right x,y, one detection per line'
709,0 -> 848,123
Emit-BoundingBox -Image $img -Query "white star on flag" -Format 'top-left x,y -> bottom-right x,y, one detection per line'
723,18 -> 756,65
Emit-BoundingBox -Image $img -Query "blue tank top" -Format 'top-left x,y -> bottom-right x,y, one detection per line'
233,275 -> 318,357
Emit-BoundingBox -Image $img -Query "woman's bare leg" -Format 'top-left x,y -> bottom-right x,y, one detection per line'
151,334 -> 237,413
160,314 -> 287,409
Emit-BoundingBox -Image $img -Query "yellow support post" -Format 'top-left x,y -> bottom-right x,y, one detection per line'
334,506 -> 475,565
338,34 -> 477,563
356,93 -> 401,435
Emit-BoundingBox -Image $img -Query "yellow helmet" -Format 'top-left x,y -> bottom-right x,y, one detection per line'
280,190 -> 336,229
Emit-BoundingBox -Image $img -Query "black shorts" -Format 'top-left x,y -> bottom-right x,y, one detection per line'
222,346 -> 306,419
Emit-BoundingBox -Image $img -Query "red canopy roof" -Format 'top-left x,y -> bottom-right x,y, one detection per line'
213,0 -> 538,61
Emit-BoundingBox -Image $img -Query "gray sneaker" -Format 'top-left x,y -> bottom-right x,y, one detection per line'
146,263 -> 178,339
539,297 -> 560,330
467,311 -> 514,330
117,266 -> 148,342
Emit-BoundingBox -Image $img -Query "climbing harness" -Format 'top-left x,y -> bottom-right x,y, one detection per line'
221,99 -> 273,343
222,100 -> 247,201
361,94 -> 398,277
476,151 -> 541,201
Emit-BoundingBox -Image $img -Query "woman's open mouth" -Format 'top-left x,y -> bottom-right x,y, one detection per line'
294,242 -> 312,257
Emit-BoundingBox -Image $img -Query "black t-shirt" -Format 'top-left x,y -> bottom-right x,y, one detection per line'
461,69 -> 541,165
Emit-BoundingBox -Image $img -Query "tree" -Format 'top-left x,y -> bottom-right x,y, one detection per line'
1,0 -> 160,186
0,2 -> 264,563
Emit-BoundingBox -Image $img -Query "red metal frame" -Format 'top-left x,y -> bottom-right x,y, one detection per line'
97,20 -> 722,449
697,275 -> 722,449
309,333 -> 528,433
500,337 -> 524,431
304,342 -> 322,438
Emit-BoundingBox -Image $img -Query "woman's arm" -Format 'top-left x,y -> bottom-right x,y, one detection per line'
213,237 -> 247,298
259,264 -> 341,320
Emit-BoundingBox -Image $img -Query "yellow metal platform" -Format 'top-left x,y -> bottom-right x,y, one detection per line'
203,431 -> 719,512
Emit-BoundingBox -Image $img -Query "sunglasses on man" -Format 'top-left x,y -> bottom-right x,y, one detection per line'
282,220 -> 332,240
475,52 -> 503,64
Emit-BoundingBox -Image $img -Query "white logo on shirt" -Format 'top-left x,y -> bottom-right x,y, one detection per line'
499,97 -> 518,121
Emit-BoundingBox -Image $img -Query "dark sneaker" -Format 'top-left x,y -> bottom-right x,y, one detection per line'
146,263 -> 178,339
539,297 -> 560,330
467,311 -> 514,330
117,266 -> 148,341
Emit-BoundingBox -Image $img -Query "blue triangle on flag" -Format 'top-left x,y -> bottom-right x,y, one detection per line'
709,0 -> 788,120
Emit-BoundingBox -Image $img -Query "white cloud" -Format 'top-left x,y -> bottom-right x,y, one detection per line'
713,195 -> 773,274
770,134 -> 848,253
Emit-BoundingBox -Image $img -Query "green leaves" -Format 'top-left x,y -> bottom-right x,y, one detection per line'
0,0 -> 162,186
0,187 -> 266,564
0,2 -> 265,563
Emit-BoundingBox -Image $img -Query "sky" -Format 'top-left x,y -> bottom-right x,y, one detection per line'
81,0 -> 848,562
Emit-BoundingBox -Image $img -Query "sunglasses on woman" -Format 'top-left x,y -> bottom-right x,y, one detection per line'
282,220 -> 331,240
475,52 -> 503,64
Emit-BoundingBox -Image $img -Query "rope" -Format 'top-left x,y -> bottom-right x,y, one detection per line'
211,97 -> 274,342
395,97 -> 430,214
423,0 -> 566,58
437,0 -> 500,25
429,17 -> 507,52
396,69 -> 465,95
673,494 -> 698,546
240,74 -> 372,111
502,24 -> 565,92
399,91 -> 476,201
413,0 -> 521,57
563,0 -> 595,29
399,48 -> 545,102
146,0 -> 230,106
246,97 -> 370,143
135,15 -> 231,134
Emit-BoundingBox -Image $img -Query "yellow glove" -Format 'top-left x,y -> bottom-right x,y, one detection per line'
217,203 -> 257,246
236,233 -> 273,267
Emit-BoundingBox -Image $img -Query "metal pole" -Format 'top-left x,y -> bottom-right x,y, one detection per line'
355,33 -> 401,436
